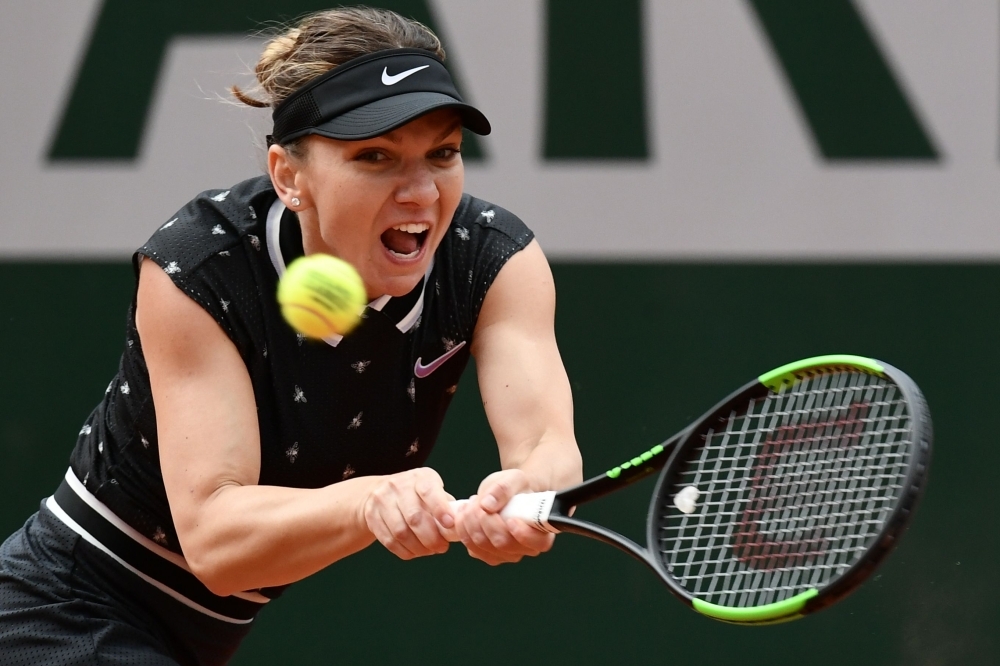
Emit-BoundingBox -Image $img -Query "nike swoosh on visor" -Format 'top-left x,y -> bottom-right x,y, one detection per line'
381,65 -> 430,86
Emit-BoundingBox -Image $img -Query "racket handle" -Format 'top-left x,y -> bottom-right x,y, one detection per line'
449,491 -> 559,534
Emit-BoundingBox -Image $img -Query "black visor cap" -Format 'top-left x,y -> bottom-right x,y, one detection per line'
270,48 -> 491,144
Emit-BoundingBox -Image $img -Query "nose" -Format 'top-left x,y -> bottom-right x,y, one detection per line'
394,163 -> 439,207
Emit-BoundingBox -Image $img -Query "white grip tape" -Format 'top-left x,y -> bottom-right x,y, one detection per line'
449,491 -> 559,534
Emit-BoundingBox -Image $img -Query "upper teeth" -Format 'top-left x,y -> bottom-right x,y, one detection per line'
391,223 -> 429,234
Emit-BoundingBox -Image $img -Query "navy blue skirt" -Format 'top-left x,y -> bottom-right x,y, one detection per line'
0,501 -> 254,665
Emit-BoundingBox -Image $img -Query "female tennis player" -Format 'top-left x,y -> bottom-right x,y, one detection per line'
0,7 -> 582,664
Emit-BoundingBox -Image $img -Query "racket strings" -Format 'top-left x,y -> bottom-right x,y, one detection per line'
656,371 -> 912,608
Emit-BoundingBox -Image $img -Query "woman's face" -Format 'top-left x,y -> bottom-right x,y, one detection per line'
273,109 -> 465,299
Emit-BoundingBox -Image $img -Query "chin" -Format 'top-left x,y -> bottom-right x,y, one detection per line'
366,269 -> 426,299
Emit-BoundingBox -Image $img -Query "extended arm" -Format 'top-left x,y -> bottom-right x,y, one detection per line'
456,240 -> 583,564
137,259 -> 455,596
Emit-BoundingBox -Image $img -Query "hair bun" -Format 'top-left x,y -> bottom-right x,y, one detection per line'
258,29 -> 303,77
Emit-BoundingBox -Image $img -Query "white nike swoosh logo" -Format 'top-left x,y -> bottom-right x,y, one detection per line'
382,65 -> 430,86
414,340 -> 467,378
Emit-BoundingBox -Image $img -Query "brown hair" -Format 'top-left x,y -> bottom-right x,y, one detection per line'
232,6 -> 445,111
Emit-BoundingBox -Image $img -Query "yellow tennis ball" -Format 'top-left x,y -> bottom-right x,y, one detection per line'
277,254 -> 366,338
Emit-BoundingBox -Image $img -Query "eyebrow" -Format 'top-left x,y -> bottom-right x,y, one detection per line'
381,130 -> 403,145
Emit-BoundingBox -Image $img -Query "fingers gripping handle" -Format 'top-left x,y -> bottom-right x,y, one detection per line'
449,491 -> 559,534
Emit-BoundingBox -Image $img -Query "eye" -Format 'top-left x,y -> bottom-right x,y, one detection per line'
430,146 -> 461,160
355,150 -> 388,163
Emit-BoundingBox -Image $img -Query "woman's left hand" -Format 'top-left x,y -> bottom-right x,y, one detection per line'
453,469 -> 556,566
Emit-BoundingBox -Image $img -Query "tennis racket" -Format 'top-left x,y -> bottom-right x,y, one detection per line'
457,355 -> 932,625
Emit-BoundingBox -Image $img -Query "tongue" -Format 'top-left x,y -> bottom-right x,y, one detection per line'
381,228 -> 419,255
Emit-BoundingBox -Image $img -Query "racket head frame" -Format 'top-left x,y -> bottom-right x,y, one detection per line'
645,356 -> 933,624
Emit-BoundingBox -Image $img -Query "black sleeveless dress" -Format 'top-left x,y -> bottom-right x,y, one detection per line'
0,175 -> 534,665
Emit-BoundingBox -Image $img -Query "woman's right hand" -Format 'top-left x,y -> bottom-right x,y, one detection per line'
362,468 -> 458,560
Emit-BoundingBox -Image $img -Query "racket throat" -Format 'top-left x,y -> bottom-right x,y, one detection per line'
506,494 -> 663,578
548,514 -> 661,573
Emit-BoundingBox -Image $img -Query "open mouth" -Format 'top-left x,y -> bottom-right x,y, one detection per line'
380,223 -> 430,259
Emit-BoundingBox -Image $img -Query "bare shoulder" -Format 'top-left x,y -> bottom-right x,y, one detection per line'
136,257 -> 237,370
473,240 -> 556,351
490,239 -> 553,288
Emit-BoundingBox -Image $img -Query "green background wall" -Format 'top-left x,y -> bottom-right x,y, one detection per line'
0,261 -> 995,664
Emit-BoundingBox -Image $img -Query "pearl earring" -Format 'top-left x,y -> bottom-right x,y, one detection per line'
290,197 -> 300,208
